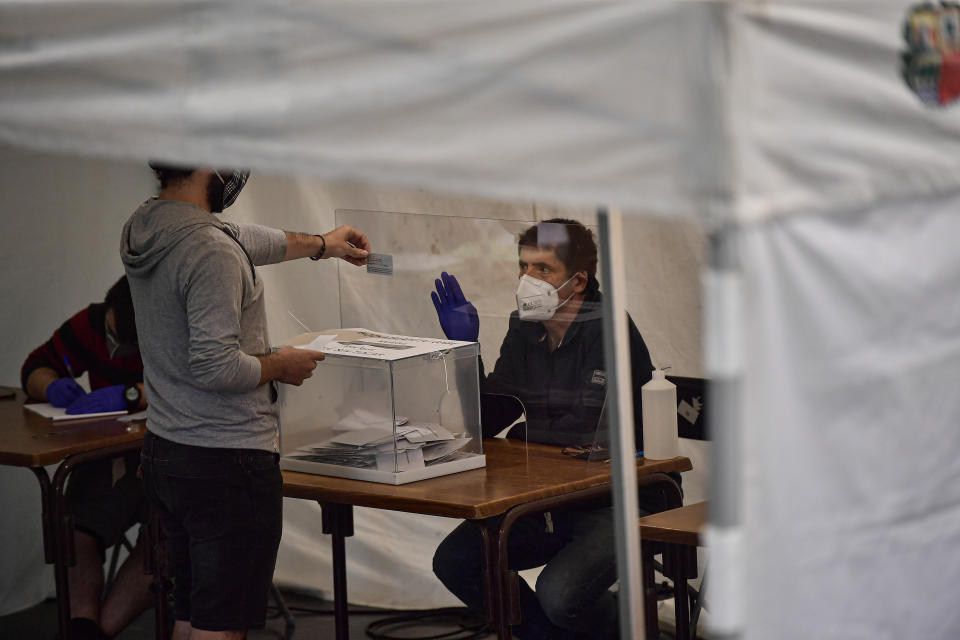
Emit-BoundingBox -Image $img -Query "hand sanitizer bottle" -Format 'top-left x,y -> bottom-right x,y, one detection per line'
641,368 -> 679,459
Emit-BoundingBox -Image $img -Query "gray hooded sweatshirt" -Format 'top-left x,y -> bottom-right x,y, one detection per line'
120,198 -> 287,452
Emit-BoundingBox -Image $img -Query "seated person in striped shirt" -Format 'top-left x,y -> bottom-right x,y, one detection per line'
21,276 -> 150,640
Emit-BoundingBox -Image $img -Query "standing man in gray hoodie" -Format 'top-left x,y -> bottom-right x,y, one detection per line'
120,164 -> 370,640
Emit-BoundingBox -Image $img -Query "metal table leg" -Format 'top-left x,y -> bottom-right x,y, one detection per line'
143,504 -> 171,640
31,466 -> 70,640
321,502 -> 354,640
672,544 -> 691,640
641,539 -> 661,640
475,518 -> 501,629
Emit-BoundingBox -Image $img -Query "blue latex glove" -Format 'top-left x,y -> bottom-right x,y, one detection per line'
46,378 -> 86,408
431,272 -> 480,342
66,384 -> 126,415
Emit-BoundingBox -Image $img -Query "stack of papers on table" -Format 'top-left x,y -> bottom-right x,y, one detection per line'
287,422 -> 472,472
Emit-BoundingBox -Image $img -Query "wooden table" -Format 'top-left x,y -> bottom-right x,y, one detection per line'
0,390 -> 147,640
283,437 -> 692,639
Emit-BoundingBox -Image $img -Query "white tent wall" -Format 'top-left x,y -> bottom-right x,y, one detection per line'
739,197 -> 960,640
0,145 -> 154,616
0,144 -> 707,614
723,2 -> 960,638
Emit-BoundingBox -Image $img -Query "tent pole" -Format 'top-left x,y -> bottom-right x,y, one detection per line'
597,205 -> 645,639
704,225 -> 744,640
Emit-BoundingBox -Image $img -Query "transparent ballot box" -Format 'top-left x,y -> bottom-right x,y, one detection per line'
279,329 -> 485,484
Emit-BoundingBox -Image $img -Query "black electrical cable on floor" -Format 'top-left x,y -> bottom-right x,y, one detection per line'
364,606 -> 489,640
266,604 -> 490,639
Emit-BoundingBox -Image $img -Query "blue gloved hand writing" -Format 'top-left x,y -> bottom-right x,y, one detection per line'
431,272 -> 480,342
65,384 -> 125,415
46,378 -> 86,408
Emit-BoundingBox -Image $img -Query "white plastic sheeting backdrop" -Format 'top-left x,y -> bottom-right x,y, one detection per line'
725,3 -> 960,639
739,196 -> 960,640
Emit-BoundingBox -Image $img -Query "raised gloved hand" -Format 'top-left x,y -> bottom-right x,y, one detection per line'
46,378 -> 86,408
66,384 -> 125,415
431,272 -> 480,342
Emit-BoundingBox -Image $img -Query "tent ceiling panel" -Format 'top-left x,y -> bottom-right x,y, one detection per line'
0,0 -> 712,218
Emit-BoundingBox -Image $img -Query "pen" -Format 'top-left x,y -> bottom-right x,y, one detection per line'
62,354 -> 76,380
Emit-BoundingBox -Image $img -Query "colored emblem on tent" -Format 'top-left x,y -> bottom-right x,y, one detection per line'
902,2 -> 960,107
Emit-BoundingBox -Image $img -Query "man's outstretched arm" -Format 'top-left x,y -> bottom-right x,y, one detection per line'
284,226 -> 370,265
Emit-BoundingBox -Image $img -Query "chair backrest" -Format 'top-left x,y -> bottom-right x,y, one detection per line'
666,375 -> 707,442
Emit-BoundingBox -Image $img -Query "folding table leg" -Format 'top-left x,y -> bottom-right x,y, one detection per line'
143,505 -> 171,640
321,502 -> 354,640
475,519 -> 503,629
672,545 -> 691,640
641,540 -> 660,640
32,466 -> 71,640
31,468 -> 54,563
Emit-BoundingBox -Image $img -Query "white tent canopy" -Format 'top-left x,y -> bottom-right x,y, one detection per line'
2,1 -> 960,638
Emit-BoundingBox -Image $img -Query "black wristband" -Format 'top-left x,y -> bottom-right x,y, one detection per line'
309,234 -> 326,261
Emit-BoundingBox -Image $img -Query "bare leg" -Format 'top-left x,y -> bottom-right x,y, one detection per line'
189,628 -> 246,639
99,541 -> 155,637
172,620 -> 191,640
68,530 -> 104,623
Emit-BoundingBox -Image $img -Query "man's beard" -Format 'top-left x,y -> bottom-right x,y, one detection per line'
206,174 -> 225,213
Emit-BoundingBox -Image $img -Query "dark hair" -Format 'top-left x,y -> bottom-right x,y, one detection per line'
148,161 -> 196,190
104,276 -> 137,343
517,218 -> 600,291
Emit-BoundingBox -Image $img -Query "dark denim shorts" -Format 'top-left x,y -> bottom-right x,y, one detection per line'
65,453 -> 146,555
141,431 -> 282,631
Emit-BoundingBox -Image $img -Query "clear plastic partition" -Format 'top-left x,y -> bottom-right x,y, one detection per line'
334,209 -> 542,345
327,210 -> 617,469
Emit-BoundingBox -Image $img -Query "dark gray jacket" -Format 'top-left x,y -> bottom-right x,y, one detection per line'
481,288 -> 654,447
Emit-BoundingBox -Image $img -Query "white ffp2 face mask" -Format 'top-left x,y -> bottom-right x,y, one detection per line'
516,273 -> 579,322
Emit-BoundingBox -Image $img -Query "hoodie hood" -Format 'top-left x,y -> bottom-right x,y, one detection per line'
121,199 -> 222,277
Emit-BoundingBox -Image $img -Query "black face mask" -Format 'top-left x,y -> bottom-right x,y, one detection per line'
207,169 -> 250,213
105,320 -> 139,359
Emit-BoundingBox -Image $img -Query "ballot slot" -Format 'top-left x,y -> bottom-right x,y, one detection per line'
279,331 -> 484,485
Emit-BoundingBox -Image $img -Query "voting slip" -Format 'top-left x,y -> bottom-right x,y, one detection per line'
366,253 -> 394,276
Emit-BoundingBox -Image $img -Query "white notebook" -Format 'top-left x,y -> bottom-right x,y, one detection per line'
24,402 -> 127,421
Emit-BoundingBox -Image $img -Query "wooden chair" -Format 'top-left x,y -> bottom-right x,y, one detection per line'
639,501 -> 708,640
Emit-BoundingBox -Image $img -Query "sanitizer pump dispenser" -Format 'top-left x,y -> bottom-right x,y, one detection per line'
640,368 -> 679,459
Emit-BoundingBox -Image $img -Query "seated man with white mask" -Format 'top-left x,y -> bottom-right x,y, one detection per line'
429,218 -> 673,640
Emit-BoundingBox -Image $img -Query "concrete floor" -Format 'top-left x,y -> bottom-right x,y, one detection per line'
0,589 -> 688,639
0,588 -> 497,640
